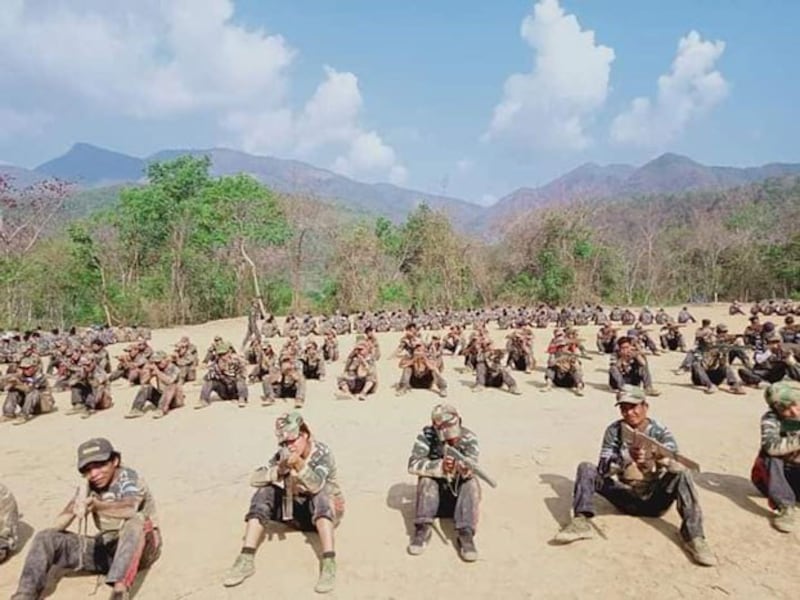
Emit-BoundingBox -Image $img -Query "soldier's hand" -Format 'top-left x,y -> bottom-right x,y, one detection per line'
442,455 -> 456,474
456,461 -> 473,478
630,446 -> 647,464
285,452 -> 304,471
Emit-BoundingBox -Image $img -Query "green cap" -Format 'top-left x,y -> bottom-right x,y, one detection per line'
615,385 -> 646,406
764,382 -> 800,409
275,411 -> 306,443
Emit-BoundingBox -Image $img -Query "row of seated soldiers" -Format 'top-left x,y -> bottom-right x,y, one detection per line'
0,325 -> 152,363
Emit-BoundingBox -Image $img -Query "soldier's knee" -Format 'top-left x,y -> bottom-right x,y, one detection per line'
576,461 -> 597,480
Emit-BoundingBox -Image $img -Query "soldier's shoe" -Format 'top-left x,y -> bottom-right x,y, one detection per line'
574,385 -> 585,397
729,385 -> 746,395
66,405 -> 86,416
109,589 -> 130,600
294,399 -> 305,409
261,397 -> 275,407
552,515 -> 594,544
314,556 -> 336,594
124,409 -> 145,419
194,400 -> 211,410
152,409 -> 166,419
773,505 -> 796,533
684,537 -> 717,567
508,386 -> 522,396
438,388 -> 448,398
237,399 -> 247,408
456,528 -> 478,562
645,387 -> 661,397
222,553 -> 256,587
407,523 -> 431,556
80,409 -> 95,420
704,385 -> 717,395
12,414 -> 31,426
539,382 -> 552,393
471,385 -> 484,393
0,414 -> 15,423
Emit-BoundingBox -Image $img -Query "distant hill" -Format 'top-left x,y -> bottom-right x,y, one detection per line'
0,165 -> 50,189
36,143 -> 146,185
489,153 -> 800,222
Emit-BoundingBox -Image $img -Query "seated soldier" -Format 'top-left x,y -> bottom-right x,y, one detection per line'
639,307 -> 654,326
552,386 -> 716,567
11,438 -> 161,599
322,330 -> 339,362
406,404 -> 481,561
196,343 -> 249,409
68,355 -> 113,419
542,337 -> 585,396
222,412 -> 343,593
677,306 -> 697,324
108,340 -> 151,385
0,482 -> 19,564
729,300 -> 746,316
442,325 -> 464,356
173,336 -> 199,383
249,340 -> 276,385
336,343 -> 377,401
2,356 -> 55,425
751,383 -> 800,533
242,333 -> 261,365
474,348 -> 521,395
125,351 -> 184,419
396,343 -> 448,398
89,338 -> 112,373
609,337 -> 660,396
659,323 -> 686,352
690,341 -> 746,395
505,328 -> 535,373
596,324 -> 618,354
739,331 -> 800,386
261,314 -> 280,339
301,340 -> 326,381
264,356 -> 307,409
620,309 -> 636,326
654,308 -> 672,325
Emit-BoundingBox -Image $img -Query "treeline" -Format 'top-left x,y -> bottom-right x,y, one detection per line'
1,156 -> 799,328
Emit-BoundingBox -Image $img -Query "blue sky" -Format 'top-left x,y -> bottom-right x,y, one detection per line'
0,0 -> 797,204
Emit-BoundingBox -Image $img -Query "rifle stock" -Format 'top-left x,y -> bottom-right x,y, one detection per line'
620,423 -> 700,472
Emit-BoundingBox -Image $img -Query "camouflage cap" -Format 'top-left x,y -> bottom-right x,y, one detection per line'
615,385 -> 647,406
764,382 -> 800,409
274,411 -> 306,443
431,403 -> 461,440
152,350 -> 168,362
214,341 -> 231,355
19,356 -> 37,369
716,323 -> 729,333
77,437 -> 118,471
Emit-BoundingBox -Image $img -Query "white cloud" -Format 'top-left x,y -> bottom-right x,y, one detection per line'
0,108 -> 51,140
0,1 -> 405,183
484,0 -> 615,150
611,30 -> 728,146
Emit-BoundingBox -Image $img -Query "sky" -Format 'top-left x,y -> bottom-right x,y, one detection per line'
0,0 -> 798,204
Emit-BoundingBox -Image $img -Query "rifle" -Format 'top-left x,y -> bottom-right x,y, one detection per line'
444,445 -> 497,488
278,447 -> 294,521
73,480 -> 90,570
620,423 -> 700,472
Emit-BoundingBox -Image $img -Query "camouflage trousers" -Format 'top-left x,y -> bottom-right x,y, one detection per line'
200,378 -> 248,402
246,484 -> 343,531
3,389 -> 53,419
177,364 -> 196,384
109,367 -> 142,385
397,367 -> 447,393
302,361 -> 326,380
263,378 -> 306,403
751,454 -> 800,510
414,476 -> 481,533
571,462 -> 704,542
131,384 -> 184,414
70,383 -> 112,411
507,351 -> 534,372
12,516 -> 160,599
739,363 -> 800,385
691,364 -> 740,388
337,375 -> 376,395
660,334 -> 685,352
475,364 -> 517,391
609,363 -> 653,391
0,483 -> 19,561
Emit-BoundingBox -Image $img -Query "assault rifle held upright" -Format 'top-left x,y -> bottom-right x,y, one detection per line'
444,445 -> 497,488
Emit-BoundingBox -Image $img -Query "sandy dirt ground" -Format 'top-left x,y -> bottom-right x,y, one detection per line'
0,304 -> 797,600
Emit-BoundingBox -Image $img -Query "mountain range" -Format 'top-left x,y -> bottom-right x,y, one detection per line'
2,143 -> 800,229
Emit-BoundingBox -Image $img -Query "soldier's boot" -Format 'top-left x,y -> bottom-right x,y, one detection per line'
66,404 -> 86,416
552,515 -> 594,544
407,523 -> 431,556
574,384 -> 585,397
237,398 -> 247,408
152,409 -> 166,419
704,385 -> 717,395
456,528 -> 478,562
12,414 -> 32,426
109,589 -> 130,600
507,385 -> 522,396
314,556 -> 336,594
729,384 -> 746,395
294,397 -> 305,409
540,381 -> 552,393
261,395 -> 275,407
223,553 -> 256,587
0,414 -> 14,423
124,408 -> 145,419
194,399 -> 211,410
80,409 -> 95,420
645,387 -> 661,397
438,387 -> 448,398
684,537 -> 717,567
773,505 -> 796,533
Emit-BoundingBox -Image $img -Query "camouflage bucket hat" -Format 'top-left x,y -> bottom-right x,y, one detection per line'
275,411 -> 306,443
764,382 -> 800,409
615,385 -> 647,406
431,403 -> 461,440
19,356 -> 37,369
214,341 -> 230,355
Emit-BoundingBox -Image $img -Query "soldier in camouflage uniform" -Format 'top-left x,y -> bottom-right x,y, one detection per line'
690,341 -> 746,395
659,323 -> 686,352
751,382 -> 800,533
596,323 -> 618,354
301,340 -> 326,381
125,351 -> 184,419
396,343 -> 448,398
2,356 -> 55,425
336,343 -> 377,401
0,482 -> 19,563
541,338 -> 585,396
264,356 -> 307,409
108,341 -> 151,385
90,338 -> 112,374
505,328 -> 535,373
223,412 -> 342,593
11,438 -> 161,600
68,355 -> 113,419
173,336 -> 199,384
322,330 -> 339,362
552,386 -> 716,567
609,337 -> 660,396
474,348 -> 521,395
739,331 -> 800,386
406,404 -> 481,561
677,306 -> 697,324
242,299 -> 265,351
751,383 -> 800,533
196,343 -> 249,409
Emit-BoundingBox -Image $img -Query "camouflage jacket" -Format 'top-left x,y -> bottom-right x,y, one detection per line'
82,466 -> 159,533
597,418 -> 678,487
256,439 -> 344,505
407,425 -> 480,482
760,410 -> 800,464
